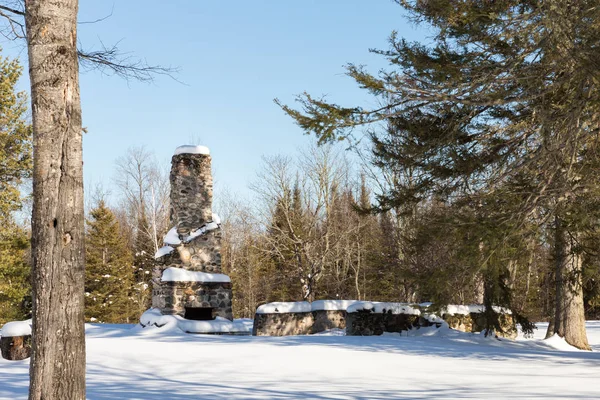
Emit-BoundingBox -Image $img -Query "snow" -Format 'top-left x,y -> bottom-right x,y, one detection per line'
2,320 -> 600,399
163,227 -> 181,246
178,317 -> 252,334
186,222 -> 219,242
0,319 -> 31,337
174,145 -> 210,155
161,267 -> 230,283
442,304 -> 512,315
154,245 -> 174,258
137,309 -> 251,335
161,220 -> 221,249
346,301 -> 421,315
256,301 -> 311,314
311,300 -> 360,311
543,333 -> 582,351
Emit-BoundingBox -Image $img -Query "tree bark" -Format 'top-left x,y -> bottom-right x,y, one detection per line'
545,216 -> 590,350
26,0 -> 86,398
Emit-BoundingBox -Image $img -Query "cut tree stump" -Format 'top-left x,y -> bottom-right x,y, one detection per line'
1,335 -> 31,360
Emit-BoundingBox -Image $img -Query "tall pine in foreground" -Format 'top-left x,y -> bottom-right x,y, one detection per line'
0,51 -> 32,325
279,1 -> 600,349
0,222 -> 30,324
85,201 -> 135,323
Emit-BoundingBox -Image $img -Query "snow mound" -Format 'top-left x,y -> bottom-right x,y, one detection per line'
256,302 -> 311,314
138,309 -> 180,332
422,313 -> 444,324
408,321 -> 453,337
174,145 -> 210,155
161,267 -> 231,283
312,328 -> 346,336
0,319 -> 32,337
347,302 -> 421,315
442,304 -> 512,315
179,317 -> 250,334
543,334 -> 582,352
137,309 -> 252,335
311,300 -> 360,311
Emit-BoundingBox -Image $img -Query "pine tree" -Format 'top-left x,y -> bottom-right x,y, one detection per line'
0,222 -> 30,324
0,52 -> 32,326
279,0 -> 599,349
85,201 -> 135,323
0,54 -> 32,221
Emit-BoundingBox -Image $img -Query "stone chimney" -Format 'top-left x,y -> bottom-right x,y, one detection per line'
170,148 -> 213,236
152,145 -> 232,320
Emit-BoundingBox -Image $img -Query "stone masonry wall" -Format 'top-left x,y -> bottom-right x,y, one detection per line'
345,311 -> 423,336
156,229 -> 222,274
443,313 -> 517,339
252,312 -> 314,336
311,310 -> 347,334
345,310 -> 516,337
170,153 -> 213,236
152,281 -> 233,320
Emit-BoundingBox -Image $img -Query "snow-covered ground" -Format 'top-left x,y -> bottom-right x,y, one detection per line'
1,321 -> 600,399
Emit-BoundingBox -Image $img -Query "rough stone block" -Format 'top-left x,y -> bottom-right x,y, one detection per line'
1,335 -> 31,360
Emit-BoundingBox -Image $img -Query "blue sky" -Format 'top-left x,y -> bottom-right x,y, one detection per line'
5,1 -> 425,202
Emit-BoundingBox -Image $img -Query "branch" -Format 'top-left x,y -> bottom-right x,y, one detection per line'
77,41 -> 181,83
0,2 -> 180,83
0,2 -> 24,40
0,4 -> 24,16
79,5 -> 113,25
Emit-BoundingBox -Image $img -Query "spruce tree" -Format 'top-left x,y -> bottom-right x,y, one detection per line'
85,201 -> 135,323
0,222 -> 30,324
279,0 -> 599,349
0,52 -> 32,325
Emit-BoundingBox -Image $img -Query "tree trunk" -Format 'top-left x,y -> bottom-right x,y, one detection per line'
26,0 -> 86,398
545,216 -> 590,350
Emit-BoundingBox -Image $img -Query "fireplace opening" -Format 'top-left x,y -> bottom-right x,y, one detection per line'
184,307 -> 214,321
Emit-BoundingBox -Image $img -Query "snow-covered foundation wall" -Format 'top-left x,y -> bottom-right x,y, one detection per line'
252,301 -> 516,337
253,301 -> 360,336
441,310 -> 516,338
152,147 -> 233,321
346,303 -> 429,336
346,302 -> 516,338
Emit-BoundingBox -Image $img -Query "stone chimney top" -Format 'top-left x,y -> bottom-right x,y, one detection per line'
170,145 -> 212,236
174,145 -> 210,156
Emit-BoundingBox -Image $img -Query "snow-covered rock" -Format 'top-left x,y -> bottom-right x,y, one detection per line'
0,319 -> 32,337
161,267 -> 231,283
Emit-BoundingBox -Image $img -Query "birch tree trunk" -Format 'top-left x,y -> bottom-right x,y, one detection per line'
545,216 -> 590,350
26,0 -> 86,398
